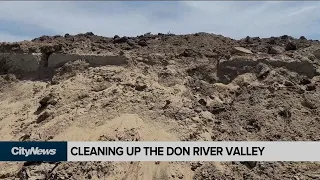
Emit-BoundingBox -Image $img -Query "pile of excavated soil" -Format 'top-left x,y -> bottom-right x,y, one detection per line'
0,32 -> 320,179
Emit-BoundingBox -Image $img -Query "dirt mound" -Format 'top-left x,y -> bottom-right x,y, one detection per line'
0,32 -> 320,179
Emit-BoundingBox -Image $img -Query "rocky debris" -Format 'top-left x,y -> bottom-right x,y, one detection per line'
231,47 -> 253,55
268,46 -> 285,54
0,32 -> 320,180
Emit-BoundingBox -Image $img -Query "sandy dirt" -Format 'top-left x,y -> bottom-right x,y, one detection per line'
0,32 -> 320,179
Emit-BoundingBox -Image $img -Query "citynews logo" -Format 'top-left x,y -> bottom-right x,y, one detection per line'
11,147 -> 56,157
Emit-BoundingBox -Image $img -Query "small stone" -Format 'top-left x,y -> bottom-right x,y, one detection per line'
231,47 -> 253,55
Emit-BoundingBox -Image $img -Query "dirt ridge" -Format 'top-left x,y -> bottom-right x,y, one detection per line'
0,32 -> 319,180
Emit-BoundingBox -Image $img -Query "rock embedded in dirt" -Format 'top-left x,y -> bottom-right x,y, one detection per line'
113,36 -> 128,44
200,111 -> 214,122
36,111 -> 51,123
244,36 -> 253,43
137,39 -> 148,47
278,107 -> 292,119
257,63 -> 270,79
268,46 -> 285,54
134,77 -> 148,91
300,78 -> 311,85
241,161 -> 257,169
280,35 -> 290,40
268,37 -> 277,44
85,32 -> 94,36
302,93 -> 319,109
39,94 -> 57,107
306,84 -> 316,91
127,39 -> 136,47
285,41 -> 297,51
313,49 -> 320,59
180,48 -> 201,57
300,36 -> 307,40
198,99 -> 207,106
231,47 -> 253,55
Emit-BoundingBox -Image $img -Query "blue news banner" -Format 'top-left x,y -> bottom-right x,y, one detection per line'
0,142 -> 67,161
